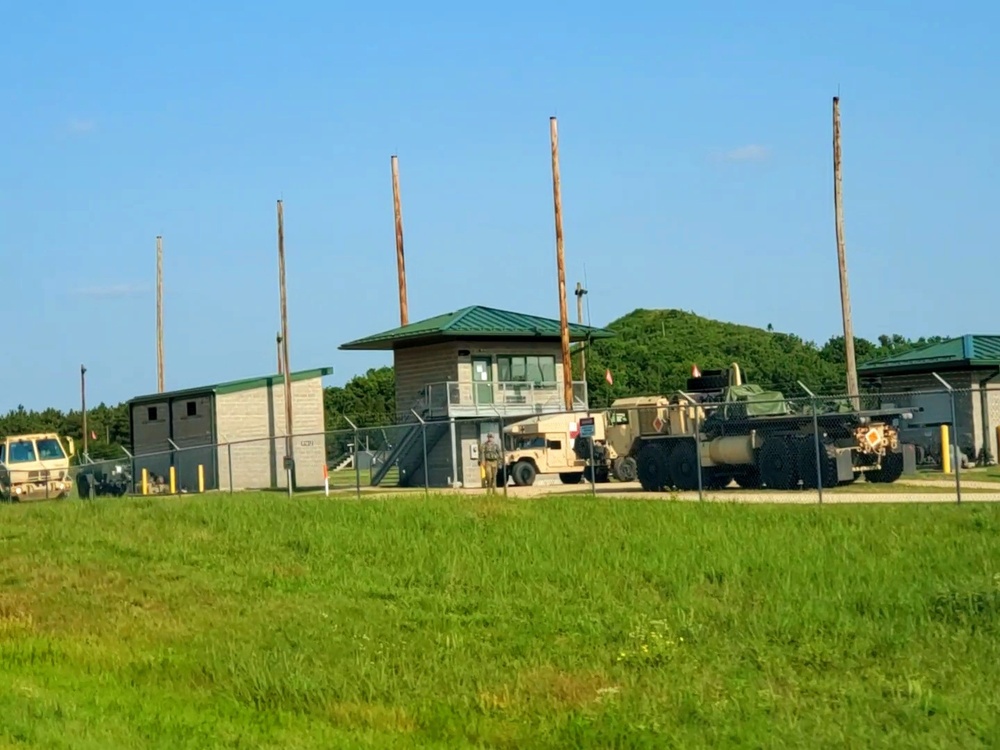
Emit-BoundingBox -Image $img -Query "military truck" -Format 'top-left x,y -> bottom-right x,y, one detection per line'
0,432 -> 76,502
500,411 -> 615,486
628,363 -> 916,492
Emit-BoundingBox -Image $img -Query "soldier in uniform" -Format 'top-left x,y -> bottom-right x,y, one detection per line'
479,432 -> 502,495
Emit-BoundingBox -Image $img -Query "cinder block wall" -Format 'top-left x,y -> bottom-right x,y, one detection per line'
215,377 -> 327,490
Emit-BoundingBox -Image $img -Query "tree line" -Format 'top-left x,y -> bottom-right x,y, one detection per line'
0,308 -> 944,454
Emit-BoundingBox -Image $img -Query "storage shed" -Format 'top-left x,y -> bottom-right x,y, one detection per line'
859,335 -> 1000,465
128,367 -> 332,491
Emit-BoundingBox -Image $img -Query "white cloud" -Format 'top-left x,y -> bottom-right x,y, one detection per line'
74,283 -> 150,298
717,144 -> 770,162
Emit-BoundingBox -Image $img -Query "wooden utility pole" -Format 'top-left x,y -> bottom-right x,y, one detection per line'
391,155 -> 409,326
80,364 -> 88,459
549,117 -> 574,412
833,96 -> 859,404
575,281 -> 587,381
277,200 -> 294,493
156,235 -> 164,392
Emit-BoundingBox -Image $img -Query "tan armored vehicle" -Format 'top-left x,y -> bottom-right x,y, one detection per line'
0,432 -> 76,502
500,411 -> 614,486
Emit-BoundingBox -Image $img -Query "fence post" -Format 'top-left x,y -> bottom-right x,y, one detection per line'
500,414 -> 508,498
811,395 -> 823,505
344,417 -> 361,500
931,372 -> 962,504
411,409 -> 429,497
695,401 -> 703,501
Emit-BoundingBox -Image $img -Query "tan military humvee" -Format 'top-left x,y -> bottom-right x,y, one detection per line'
0,432 -> 76,502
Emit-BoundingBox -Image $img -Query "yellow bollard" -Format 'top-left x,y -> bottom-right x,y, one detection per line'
141,468 -> 148,495
941,425 -> 952,474
197,464 -> 205,493
169,466 -> 177,493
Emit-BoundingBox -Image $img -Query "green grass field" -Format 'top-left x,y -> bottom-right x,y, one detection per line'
2,493 -> 1000,748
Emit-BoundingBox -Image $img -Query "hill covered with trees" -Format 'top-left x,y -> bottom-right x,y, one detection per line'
0,308 -> 946,455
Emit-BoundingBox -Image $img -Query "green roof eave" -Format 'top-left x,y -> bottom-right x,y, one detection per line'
339,305 -> 616,351
128,367 -> 333,405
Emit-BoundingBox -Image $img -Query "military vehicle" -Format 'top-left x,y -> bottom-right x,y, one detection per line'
0,432 -> 76,502
75,461 -> 133,499
629,363 -> 916,492
500,411 -> 615,486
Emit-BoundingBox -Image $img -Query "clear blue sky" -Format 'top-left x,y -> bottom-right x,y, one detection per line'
3,0 -> 997,412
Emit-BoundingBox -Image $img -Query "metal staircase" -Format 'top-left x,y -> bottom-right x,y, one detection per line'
369,400 -> 450,487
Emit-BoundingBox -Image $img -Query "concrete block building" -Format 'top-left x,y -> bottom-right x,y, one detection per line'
127,367 -> 332,491
859,335 -> 1000,464
339,305 -> 614,488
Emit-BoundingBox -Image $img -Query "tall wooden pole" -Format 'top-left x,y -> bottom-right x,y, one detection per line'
391,155 -> 409,326
833,96 -> 859,404
575,281 -> 587,381
156,235 -> 164,392
277,200 -> 294,493
550,117 -> 574,412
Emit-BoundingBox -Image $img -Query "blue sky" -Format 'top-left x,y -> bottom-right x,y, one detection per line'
3,0 -> 997,412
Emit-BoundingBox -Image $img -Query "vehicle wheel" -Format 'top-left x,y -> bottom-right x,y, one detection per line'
584,465 -> 610,483
511,460 -> 537,487
866,451 -> 904,483
559,472 -> 583,484
612,456 -> 638,482
797,438 -> 838,489
668,439 -> 700,491
758,438 -> 797,490
636,442 -> 671,492
704,467 -> 734,490
733,467 -> 762,489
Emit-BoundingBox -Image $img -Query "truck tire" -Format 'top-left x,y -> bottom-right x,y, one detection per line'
704,467 -> 734,490
511,460 -> 537,487
733,467 -> 762,489
866,451 -> 904,483
636,442 -> 670,492
668,439 -> 700,491
559,472 -> 583,484
583,466 -> 610,483
797,438 -> 838,489
612,456 -> 638,482
758,437 -> 798,490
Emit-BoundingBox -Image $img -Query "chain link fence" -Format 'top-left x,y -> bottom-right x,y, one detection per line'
20,379 -> 1000,504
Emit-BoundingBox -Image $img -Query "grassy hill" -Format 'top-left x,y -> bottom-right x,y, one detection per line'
583,309 -> 842,405
582,308 -> 939,407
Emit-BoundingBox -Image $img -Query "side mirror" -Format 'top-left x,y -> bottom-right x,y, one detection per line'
67,437 -> 76,457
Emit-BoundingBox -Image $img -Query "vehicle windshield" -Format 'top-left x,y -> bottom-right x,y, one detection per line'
606,410 -> 630,425
37,438 -> 66,460
7,440 -> 37,463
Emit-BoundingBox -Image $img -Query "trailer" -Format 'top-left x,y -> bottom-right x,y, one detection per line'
629,364 -> 917,492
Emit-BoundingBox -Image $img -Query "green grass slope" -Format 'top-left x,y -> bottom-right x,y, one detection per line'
2,494 -> 999,748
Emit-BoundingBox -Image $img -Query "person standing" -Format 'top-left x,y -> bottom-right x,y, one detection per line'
479,432 -> 502,495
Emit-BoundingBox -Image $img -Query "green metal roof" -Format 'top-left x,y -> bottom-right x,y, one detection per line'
339,305 -> 616,351
128,367 -> 333,405
858,336 -> 1000,375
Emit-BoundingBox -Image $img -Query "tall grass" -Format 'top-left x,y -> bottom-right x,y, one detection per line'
1,494 -> 999,748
